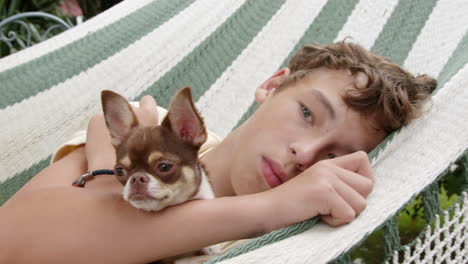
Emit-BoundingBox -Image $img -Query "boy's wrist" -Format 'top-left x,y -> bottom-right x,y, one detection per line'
199,194 -> 277,239
251,191 -> 290,234
247,193 -> 278,236
256,185 -> 323,233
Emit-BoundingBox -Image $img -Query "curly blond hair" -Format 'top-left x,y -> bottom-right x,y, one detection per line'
281,41 -> 436,134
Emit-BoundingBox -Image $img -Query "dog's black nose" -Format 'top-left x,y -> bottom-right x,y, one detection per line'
130,174 -> 149,184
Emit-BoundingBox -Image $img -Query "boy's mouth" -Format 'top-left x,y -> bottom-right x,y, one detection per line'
261,156 -> 285,188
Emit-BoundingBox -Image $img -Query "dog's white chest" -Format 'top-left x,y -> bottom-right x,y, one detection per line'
190,165 -> 215,200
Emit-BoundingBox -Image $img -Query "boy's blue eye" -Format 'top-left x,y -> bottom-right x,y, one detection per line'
300,104 -> 313,121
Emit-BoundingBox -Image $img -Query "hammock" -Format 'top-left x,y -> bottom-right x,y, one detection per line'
1,0 -> 467,263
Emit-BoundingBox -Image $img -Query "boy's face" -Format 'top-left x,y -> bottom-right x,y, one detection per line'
230,67 -> 386,195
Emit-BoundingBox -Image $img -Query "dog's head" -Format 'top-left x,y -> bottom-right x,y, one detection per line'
101,87 -> 207,211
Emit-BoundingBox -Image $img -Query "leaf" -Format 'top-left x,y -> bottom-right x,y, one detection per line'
7,0 -> 21,16
441,160 -> 466,198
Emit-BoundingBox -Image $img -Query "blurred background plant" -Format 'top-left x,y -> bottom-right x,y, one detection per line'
1,0 -> 75,57
77,0 -> 121,20
1,0 -> 64,18
0,0 -> 121,57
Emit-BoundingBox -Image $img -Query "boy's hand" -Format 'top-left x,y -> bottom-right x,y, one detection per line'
261,151 -> 374,231
130,95 -> 160,126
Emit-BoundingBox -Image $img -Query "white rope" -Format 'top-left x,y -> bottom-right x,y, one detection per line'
388,192 -> 467,264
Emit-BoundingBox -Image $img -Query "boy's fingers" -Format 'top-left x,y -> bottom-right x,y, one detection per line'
140,95 -> 158,111
318,190 -> 356,226
321,214 -> 352,227
329,151 -> 374,183
135,95 -> 159,125
334,166 -> 374,197
332,179 -> 367,215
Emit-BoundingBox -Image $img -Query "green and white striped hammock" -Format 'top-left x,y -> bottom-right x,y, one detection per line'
1,0 -> 467,263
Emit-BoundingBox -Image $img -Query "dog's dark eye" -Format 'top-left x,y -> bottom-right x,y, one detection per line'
115,166 -> 126,176
157,163 -> 173,172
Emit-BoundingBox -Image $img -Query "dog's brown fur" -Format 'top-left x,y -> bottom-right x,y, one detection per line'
101,87 -> 208,211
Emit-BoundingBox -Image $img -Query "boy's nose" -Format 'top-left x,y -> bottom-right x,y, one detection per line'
290,142 -> 323,171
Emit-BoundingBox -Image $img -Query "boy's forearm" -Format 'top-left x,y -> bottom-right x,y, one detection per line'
159,194 -> 272,253
0,187 -> 273,263
111,192 -> 273,262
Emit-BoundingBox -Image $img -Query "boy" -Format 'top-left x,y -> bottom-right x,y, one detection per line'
0,41 -> 435,263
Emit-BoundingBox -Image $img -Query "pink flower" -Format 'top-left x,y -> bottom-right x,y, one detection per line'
59,0 -> 83,17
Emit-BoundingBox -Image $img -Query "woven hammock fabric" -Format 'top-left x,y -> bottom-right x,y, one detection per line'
1,0 -> 468,263
387,193 -> 467,264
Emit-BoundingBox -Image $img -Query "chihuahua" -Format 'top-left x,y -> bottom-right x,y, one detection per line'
101,87 -> 215,211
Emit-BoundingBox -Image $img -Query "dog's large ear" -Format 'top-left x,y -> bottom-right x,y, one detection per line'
101,90 -> 139,147
162,87 -> 207,147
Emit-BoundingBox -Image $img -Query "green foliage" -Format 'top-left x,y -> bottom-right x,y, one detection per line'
0,0 -> 73,57
350,229 -> 385,264
397,195 -> 427,245
1,0 -> 63,19
77,0 -> 121,19
441,161 -> 467,198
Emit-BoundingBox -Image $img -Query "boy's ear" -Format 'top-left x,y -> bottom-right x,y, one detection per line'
255,67 -> 290,104
101,90 -> 139,148
161,87 -> 207,148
